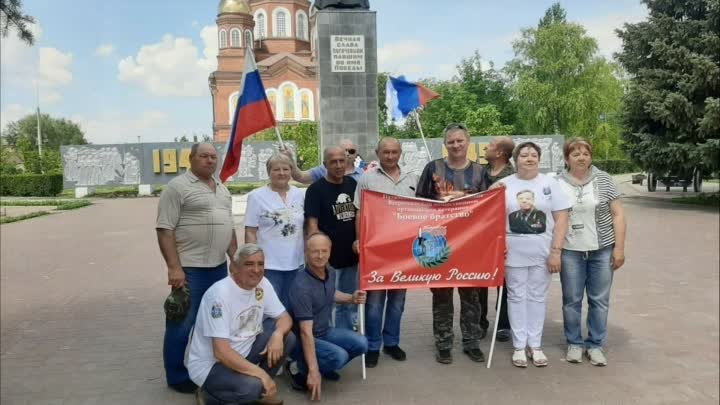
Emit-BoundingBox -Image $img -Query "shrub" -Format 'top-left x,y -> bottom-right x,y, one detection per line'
87,186 -> 138,198
593,159 -> 640,174
0,173 -> 64,196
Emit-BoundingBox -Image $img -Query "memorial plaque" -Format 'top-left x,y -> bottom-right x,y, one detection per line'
331,35 -> 366,73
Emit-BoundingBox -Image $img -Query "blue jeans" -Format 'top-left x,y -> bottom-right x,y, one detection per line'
264,266 -> 302,310
164,262 -> 227,385
560,246 -> 614,349
334,264 -> 358,331
365,289 -> 406,351
293,327 -> 368,376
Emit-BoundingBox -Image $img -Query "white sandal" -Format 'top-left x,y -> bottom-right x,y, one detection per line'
512,349 -> 527,368
527,347 -> 548,367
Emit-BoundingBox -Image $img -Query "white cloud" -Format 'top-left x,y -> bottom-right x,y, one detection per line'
40,91 -> 62,104
0,104 -> 32,132
378,40 -> 432,75
73,110 -> 173,144
0,21 -> 73,105
199,25 -> 218,71
578,5 -> 648,60
94,44 -> 115,57
118,27 -> 217,97
37,47 -> 73,87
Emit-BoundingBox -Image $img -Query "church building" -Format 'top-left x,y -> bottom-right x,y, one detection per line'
210,0 -> 319,142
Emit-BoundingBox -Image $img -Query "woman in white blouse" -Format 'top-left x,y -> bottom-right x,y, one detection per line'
244,154 -> 305,308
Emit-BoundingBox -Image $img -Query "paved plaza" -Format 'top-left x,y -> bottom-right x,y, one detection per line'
1,194 -> 718,404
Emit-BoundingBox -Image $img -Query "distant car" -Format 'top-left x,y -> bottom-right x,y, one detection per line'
647,168 -> 703,192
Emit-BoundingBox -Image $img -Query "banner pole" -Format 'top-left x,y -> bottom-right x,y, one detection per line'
359,302 -> 367,380
413,110 -> 433,160
486,285 -> 503,369
273,126 -> 286,150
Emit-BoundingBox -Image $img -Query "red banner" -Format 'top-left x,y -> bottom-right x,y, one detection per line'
359,188 -> 506,290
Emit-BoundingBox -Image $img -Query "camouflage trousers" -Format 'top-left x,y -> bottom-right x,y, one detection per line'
431,287 -> 489,351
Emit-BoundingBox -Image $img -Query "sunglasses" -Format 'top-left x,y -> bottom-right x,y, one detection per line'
444,123 -> 467,132
345,148 -> 357,155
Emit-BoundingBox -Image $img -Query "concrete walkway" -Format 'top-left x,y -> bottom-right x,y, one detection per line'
1,196 -> 718,404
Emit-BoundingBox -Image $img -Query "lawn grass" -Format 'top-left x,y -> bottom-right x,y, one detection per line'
0,210 -> 51,224
0,199 -> 92,210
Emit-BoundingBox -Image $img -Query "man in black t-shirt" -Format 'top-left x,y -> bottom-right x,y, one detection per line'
304,146 -> 359,331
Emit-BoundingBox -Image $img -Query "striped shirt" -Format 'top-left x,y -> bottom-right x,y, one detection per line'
557,167 -> 620,251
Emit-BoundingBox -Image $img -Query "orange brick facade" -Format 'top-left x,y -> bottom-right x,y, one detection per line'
211,0 -> 319,142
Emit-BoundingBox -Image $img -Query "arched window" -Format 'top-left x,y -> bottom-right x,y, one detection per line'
300,89 -> 314,120
272,8 -> 291,37
281,84 -> 294,119
296,12 -> 307,40
254,11 -> 266,39
266,89 -> 278,118
230,28 -> 241,47
277,12 -> 287,37
244,30 -> 253,48
219,29 -> 227,49
228,92 -> 240,124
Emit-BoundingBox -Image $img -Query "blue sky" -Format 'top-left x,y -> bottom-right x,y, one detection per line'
0,0 -> 647,144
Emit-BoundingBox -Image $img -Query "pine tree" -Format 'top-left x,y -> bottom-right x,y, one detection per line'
616,0 -> 720,176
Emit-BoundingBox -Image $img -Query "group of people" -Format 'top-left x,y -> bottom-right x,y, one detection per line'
155,127 -> 626,404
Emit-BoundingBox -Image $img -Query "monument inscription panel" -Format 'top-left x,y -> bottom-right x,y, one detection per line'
331,35 -> 366,72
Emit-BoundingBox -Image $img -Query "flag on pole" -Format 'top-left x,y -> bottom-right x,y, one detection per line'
385,75 -> 440,123
219,49 -> 276,182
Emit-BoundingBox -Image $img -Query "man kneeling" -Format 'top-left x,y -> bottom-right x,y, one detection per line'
186,244 -> 295,405
288,232 -> 368,400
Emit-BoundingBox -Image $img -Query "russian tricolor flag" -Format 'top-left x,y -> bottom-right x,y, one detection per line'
219,49 -> 276,182
385,75 -> 440,123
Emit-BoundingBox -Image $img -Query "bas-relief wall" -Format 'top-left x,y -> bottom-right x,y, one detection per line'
395,135 -> 565,175
61,141 -> 297,188
61,136 -> 562,187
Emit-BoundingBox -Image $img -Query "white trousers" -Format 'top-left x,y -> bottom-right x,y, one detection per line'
506,264 -> 552,349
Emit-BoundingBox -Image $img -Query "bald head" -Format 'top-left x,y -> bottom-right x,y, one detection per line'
323,145 -> 345,162
323,146 -> 346,182
487,136 -> 515,163
190,142 -> 217,158
376,137 -> 401,152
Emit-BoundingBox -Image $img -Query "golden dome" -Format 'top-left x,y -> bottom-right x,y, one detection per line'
218,0 -> 251,14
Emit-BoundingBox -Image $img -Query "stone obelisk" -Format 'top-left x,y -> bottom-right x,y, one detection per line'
315,4 -> 378,159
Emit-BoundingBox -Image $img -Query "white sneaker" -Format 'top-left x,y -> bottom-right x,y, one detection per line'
512,349 -> 527,368
527,347 -> 548,367
586,347 -> 607,366
566,345 -> 584,363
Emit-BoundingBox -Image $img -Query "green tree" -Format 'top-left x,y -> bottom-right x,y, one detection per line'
254,121 -> 320,169
538,2 -> 566,27
454,51 -> 519,129
616,0 -> 720,175
417,79 -> 514,137
0,0 -> 35,45
509,3 -> 624,155
2,113 -> 88,152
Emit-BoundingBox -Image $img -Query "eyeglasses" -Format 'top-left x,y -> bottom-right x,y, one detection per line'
345,148 -> 357,155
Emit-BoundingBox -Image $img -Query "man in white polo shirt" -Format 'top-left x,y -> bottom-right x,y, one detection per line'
353,137 -> 419,367
187,244 -> 295,405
